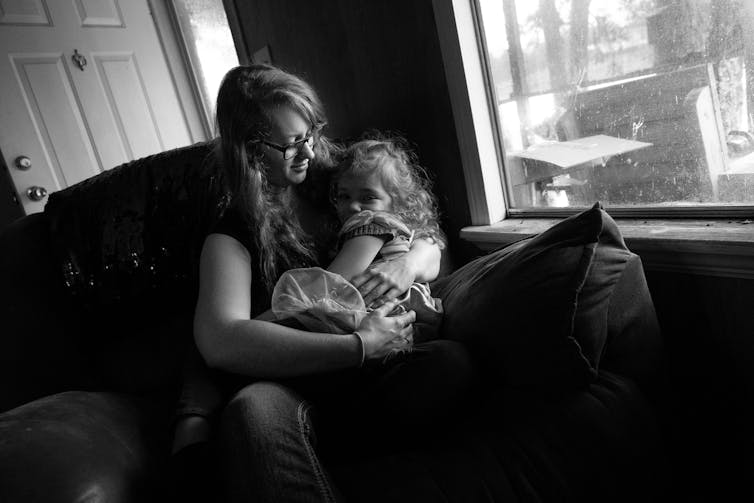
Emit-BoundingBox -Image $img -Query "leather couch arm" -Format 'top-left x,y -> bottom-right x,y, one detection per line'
0,391 -> 165,503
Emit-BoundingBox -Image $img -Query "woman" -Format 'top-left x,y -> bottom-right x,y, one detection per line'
189,64 -> 473,502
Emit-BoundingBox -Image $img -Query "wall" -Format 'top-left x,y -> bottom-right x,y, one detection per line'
229,0 -> 477,264
645,270 -> 754,501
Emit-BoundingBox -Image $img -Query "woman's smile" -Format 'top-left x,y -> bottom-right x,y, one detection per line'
291,161 -> 308,172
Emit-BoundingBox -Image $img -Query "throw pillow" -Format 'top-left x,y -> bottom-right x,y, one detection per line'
433,203 -> 632,388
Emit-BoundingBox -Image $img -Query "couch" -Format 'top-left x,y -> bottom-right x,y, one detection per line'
0,142 -> 666,502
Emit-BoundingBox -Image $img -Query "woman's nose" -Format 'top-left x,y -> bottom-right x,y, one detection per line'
299,141 -> 315,160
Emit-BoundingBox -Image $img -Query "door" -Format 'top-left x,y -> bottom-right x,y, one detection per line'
0,0 -> 205,215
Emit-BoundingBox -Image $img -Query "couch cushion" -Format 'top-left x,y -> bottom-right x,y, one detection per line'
434,203 -> 632,388
333,371 -> 665,503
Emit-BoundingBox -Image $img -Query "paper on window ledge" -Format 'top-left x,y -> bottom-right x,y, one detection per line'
510,134 -> 652,169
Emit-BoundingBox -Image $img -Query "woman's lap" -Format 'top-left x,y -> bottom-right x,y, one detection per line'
218,340 -> 474,501
220,381 -> 340,503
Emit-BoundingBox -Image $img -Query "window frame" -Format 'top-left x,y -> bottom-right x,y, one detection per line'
146,0 -> 210,143
433,0 -> 507,226
432,0 -> 754,277
151,0 -> 243,137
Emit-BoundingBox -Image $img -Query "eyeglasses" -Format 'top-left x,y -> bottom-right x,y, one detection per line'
252,135 -> 315,160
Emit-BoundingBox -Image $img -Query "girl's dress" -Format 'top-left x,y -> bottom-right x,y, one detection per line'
271,210 -> 443,342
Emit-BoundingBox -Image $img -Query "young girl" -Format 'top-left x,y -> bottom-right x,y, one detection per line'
271,135 -> 445,356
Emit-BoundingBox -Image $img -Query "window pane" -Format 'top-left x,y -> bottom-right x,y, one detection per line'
171,0 -> 239,126
478,0 -> 754,209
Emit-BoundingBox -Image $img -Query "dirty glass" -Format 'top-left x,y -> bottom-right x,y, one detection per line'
477,0 -> 754,209
171,0 -> 238,125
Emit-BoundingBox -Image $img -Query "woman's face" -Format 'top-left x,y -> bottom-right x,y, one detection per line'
261,105 -> 315,188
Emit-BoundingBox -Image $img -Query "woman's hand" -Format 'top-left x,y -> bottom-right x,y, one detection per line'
351,258 -> 415,308
356,299 -> 416,361
351,238 -> 442,308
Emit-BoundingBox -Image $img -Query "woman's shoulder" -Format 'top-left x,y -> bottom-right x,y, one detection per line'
210,207 -> 253,252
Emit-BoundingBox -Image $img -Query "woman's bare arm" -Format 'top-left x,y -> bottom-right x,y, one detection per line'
194,233 -> 414,377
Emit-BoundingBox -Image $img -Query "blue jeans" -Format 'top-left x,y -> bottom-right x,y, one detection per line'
218,340 -> 474,503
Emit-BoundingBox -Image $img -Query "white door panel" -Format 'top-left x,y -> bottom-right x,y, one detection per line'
11,53 -> 100,187
0,0 -> 52,25
93,52 -> 164,160
73,0 -> 123,27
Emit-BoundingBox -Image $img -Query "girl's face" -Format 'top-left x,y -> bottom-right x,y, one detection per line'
261,105 -> 315,188
335,168 -> 393,223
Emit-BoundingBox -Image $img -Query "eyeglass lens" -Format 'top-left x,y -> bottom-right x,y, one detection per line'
284,136 -> 314,159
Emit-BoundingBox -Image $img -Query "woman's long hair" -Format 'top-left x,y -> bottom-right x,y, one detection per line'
334,133 -> 446,249
214,64 -> 337,291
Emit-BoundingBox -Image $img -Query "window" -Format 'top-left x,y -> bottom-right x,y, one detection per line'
169,0 -> 239,129
434,0 -> 754,277
438,0 -> 754,218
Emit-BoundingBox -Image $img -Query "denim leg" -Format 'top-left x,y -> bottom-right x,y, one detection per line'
219,381 -> 339,503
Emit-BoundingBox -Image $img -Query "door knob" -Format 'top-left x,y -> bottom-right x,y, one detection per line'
26,186 -> 48,201
14,156 -> 32,170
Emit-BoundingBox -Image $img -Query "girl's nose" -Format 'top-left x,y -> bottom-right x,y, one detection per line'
349,201 -> 361,214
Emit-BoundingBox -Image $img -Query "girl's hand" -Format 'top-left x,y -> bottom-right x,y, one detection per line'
351,257 -> 415,308
356,300 -> 415,361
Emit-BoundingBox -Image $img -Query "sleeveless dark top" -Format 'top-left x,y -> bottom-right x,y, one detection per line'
208,153 -> 343,312
211,208 -> 270,318
210,208 -> 272,318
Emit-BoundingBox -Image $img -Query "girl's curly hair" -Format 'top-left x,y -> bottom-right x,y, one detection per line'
333,133 -> 445,249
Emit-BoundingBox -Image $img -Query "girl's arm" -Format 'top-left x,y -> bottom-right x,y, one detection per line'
194,233 -> 414,376
326,234 -> 385,280
351,237 -> 442,306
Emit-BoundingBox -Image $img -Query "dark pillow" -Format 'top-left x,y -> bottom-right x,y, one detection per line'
433,203 -> 632,388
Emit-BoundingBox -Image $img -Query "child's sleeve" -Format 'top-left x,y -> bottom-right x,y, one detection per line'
338,210 -> 411,245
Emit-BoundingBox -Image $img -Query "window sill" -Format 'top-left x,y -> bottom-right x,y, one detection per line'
461,218 -> 754,279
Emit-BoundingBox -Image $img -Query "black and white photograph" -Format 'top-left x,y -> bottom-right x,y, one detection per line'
1,1 -> 753,501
